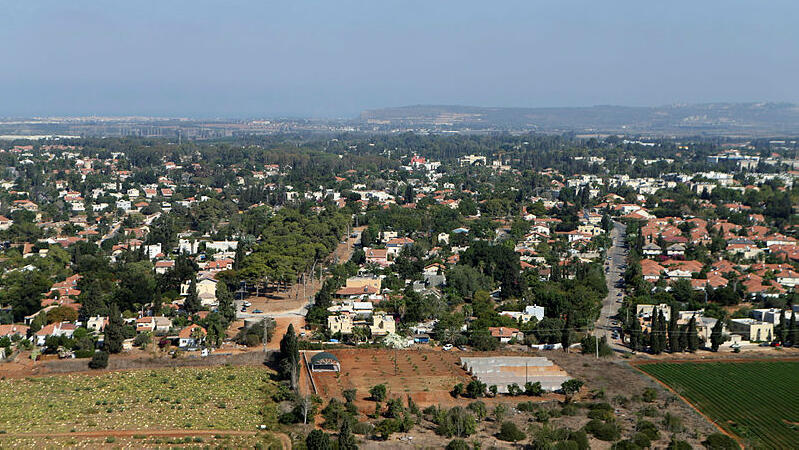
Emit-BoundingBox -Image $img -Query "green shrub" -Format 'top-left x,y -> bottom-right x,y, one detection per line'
632,432 -> 651,448
535,409 -> 551,423
88,351 -> 108,369
611,439 -> 641,450
352,422 -> 373,435
517,401 -> 537,412
561,404 -> 579,416
667,437 -> 693,449
635,420 -> 660,441
702,433 -> 738,449
584,419 -> 621,441
497,421 -> 526,442
446,439 -> 470,450
642,387 -> 658,403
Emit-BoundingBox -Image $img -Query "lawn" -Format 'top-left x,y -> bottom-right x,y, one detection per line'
0,366 -> 278,434
637,360 -> 799,448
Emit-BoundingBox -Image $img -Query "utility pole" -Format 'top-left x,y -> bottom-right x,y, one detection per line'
595,328 -> 599,359
262,317 -> 274,359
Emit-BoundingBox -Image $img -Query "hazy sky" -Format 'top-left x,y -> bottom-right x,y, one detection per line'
1,1 -> 797,118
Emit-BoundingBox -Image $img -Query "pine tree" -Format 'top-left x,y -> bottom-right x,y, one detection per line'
338,418 -> 358,450
104,304 -> 124,354
710,317 -> 725,351
184,276 -> 201,314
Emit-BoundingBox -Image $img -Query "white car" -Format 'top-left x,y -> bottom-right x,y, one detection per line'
442,344 -> 453,351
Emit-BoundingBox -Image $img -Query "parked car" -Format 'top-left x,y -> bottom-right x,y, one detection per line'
442,344 -> 453,351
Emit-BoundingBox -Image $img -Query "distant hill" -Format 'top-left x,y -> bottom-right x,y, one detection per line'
359,103 -> 799,136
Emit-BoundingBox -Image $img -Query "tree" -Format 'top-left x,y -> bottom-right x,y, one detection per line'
466,379 -> 485,398
525,381 -> 543,396
467,400 -> 487,420
710,317 -> 725,351
216,281 -> 235,323
687,316 -> 700,352
88,351 -> 108,369
151,288 -> 163,316
343,388 -> 357,404
104,305 -> 124,354
497,421 -> 526,442
561,379 -> 584,404
667,310 -> 681,353
306,429 -> 331,450
493,403 -> 508,422
337,418 -> 358,450
561,313 -> 573,352
369,384 -> 387,402
183,276 -> 201,314
279,324 -> 300,390
46,306 -> 78,324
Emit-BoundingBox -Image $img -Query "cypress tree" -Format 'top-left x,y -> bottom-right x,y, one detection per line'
656,310 -> 667,353
668,310 -> 680,353
184,276 -> 201,314
216,282 -> 235,324
280,324 -> 300,390
790,311 -> 798,347
152,288 -> 163,316
677,324 -> 688,352
561,313 -> 573,352
104,304 -> 124,354
687,316 -> 700,352
233,240 -> 246,270
710,317 -> 724,351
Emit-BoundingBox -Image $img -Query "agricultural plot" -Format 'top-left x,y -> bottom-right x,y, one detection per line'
0,366 -> 278,434
638,360 -> 799,448
311,348 -> 472,410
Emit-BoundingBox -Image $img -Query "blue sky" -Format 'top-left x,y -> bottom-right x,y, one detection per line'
0,1 -> 796,118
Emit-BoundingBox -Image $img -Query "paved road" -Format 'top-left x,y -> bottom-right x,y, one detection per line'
596,220 -> 627,353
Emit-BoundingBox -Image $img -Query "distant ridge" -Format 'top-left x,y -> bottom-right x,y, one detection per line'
360,103 -> 799,136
